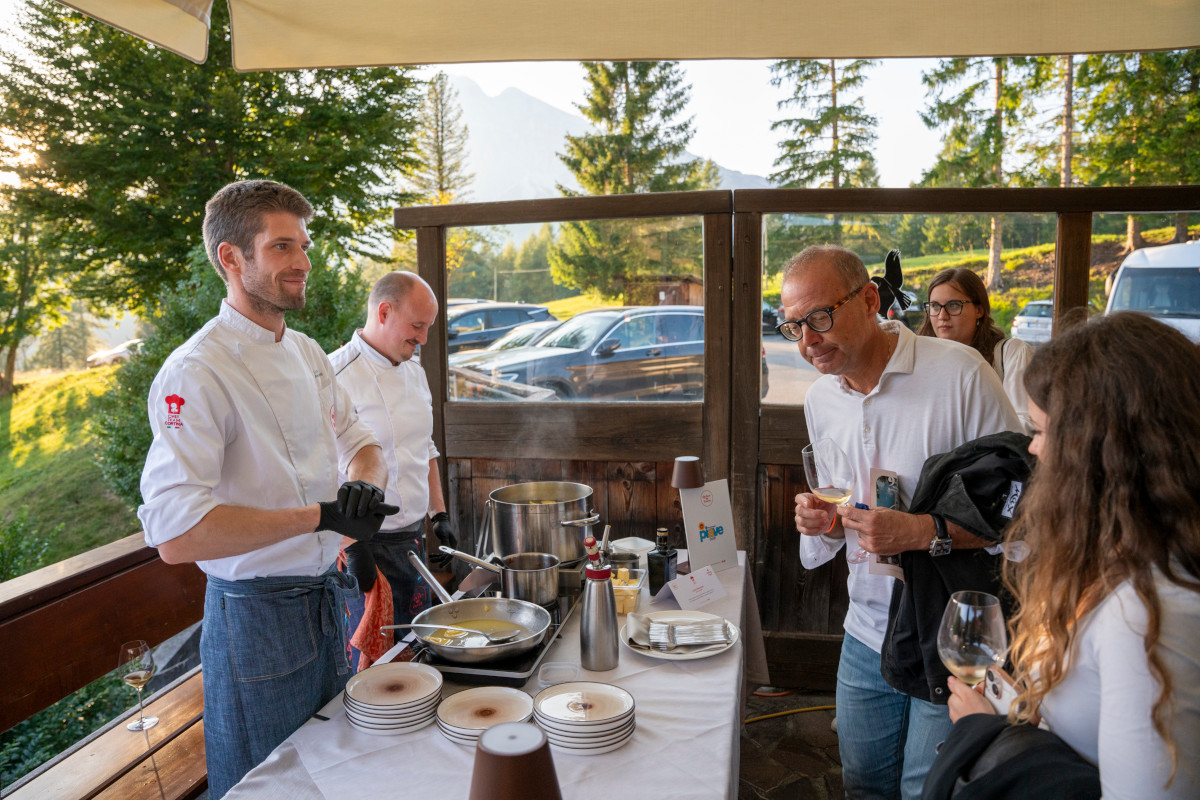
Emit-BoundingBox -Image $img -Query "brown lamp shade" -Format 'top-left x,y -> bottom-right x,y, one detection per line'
470,722 -> 562,800
671,456 -> 705,490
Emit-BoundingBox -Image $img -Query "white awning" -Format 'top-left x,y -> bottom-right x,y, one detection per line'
59,0 -> 1200,71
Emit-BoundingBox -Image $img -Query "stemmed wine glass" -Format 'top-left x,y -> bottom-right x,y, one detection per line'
937,591 -> 1008,687
118,640 -> 159,731
802,438 -> 866,563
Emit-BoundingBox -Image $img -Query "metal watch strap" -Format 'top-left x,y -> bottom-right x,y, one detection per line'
929,512 -> 952,557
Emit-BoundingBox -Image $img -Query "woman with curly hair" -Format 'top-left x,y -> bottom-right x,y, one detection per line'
918,268 -> 1033,428
945,312 -> 1200,799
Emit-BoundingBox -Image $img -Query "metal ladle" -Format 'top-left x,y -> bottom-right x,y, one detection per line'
380,622 -> 523,643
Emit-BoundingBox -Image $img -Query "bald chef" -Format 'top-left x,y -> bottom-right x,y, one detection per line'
137,180 -> 397,798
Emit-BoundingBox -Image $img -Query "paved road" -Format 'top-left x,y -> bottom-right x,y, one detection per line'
762,333 -> 820,405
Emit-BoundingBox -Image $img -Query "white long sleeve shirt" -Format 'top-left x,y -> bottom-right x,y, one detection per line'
1039,573 -> 1200,799
800,322 -> 1020,652
327,331 -> 439,529
138,302 -> 379,580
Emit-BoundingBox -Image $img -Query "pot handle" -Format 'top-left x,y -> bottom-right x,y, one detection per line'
407,551 -> 454,605
560,510 -> 601,528
475,499 -> 493,559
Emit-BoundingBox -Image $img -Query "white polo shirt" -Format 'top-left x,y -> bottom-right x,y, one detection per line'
800,321 -> 1021,653
138,302 -> 380,580
328,331 -> 439,529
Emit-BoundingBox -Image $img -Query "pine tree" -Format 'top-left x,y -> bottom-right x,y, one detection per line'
552,61 -> 715,298
412,72 -> 474,203
769,59 -> 879,190
920,58 -> 1034,289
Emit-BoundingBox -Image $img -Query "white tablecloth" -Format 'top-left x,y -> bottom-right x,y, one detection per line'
226,552 -> 768,800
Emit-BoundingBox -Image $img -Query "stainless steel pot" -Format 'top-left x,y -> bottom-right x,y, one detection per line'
404,553 -> 552,664
485,481 -> 600,564
439,546 -> 560,607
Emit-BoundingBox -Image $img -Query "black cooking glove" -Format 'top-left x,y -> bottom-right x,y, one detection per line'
337,480 -> 386,518
343,541 -> 377,593
428,511 -> 457,569
317,489 -> 399,543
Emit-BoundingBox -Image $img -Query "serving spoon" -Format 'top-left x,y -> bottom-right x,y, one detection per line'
380,622 -> 523,643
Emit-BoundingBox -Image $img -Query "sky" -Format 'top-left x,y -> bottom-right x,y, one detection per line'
0,0 -> 944,187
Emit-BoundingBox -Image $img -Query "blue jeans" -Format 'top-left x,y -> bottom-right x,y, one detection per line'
836,634 -> 954,800
201,570 -> 356,799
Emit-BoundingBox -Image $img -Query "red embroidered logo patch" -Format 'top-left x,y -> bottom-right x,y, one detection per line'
164,394 -> 186,429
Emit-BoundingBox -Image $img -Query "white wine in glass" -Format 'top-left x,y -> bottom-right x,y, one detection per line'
802,438 -> 866,562
937,591 -> 1007,686
118,640 -> 159,731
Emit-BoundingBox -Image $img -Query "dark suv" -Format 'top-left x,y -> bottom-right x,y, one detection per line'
458,306 -> 768,400
445,302 -> 556,353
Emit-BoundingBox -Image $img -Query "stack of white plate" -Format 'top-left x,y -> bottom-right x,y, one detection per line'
343,662 -> 442,736
532,681 -> 636,755
436,686 -> 535,747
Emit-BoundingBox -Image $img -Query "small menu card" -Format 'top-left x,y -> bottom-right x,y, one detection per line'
652,565 -> 727,610
680,479 -> 738,573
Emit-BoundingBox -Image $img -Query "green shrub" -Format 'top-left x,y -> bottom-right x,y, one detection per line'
95,244 -> 368,507
0,507 -> 54,582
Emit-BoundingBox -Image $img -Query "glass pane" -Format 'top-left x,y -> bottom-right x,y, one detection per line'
763,211 -> 1058,405
431,217 -> 706,402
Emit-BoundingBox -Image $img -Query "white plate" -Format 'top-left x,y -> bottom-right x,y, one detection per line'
541,718 -> 635,746
547,731 -> 634,756
345,662 -> 443,707
348,715 -> 436,737
619,611 -> 740,662
533,682 -> 635,725
437,723 -> 480,746
347,708 -> 437,729
345,692 -> 441,718
437,686 -> 535,732
533,706 -> 634,735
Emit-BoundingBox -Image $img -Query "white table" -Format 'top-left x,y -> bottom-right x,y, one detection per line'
225,552 -> 768,800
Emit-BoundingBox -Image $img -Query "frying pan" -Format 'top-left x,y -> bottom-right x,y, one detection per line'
403,552 -> 552,665
438,546 -> 560,607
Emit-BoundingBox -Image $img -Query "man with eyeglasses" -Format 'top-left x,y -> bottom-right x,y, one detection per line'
781,245 -> 1020,800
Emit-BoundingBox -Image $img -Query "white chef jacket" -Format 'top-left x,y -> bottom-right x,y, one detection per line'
328,330 -> 439,529
138,302 -> 380,581
800,322 -> 1021,653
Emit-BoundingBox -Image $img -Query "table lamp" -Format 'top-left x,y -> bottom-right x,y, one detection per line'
469,722 -> 562,800
671,455 -> 705,490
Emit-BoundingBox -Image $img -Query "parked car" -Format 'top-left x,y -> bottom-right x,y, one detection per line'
1010,300 -> 1053,345
445,302 -> 556,353
458,306 -> 768,400
446,297 -> 488,307
762,301 -> 780,333
86,338 -> 144,368
448,320 -> 561,367
1105,240 -> 1200,342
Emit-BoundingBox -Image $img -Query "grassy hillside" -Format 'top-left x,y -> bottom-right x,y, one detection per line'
0,367 -> 140,566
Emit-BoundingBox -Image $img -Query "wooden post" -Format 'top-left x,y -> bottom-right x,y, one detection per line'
730,211 -> 763,557
416,226 -> 449,482
1053,212 -> 1093,334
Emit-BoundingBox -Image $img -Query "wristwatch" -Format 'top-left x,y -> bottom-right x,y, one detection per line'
929,513 -> 952,557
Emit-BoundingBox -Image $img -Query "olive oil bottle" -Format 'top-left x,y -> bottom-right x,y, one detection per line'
647,528 -> 677,596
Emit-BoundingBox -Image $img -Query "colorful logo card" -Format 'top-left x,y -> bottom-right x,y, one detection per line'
680,479 -> 738,573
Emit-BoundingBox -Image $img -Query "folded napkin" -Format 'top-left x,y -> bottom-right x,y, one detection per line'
625,613 -> 729,655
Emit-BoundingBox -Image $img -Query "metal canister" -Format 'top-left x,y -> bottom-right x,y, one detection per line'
579,564 -> 619,671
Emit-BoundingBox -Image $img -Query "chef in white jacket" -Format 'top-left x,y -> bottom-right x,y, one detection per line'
137,180 -> 396,799
329,272 -> 458,652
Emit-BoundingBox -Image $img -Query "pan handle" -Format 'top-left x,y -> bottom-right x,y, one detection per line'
560,510 -> 601,528
407,551 -> 454,605
439,545 -> 503,573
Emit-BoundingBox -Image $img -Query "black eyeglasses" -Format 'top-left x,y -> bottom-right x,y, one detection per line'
775,284 -> 867,341
923,300 -> 974,317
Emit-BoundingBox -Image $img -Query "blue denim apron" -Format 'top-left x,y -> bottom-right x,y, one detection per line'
200,569 -> 356,799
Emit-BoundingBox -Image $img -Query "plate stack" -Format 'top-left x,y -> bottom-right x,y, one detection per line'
532,681 -> 636,755
343,662 -> 442,736
436,686 -> 535,747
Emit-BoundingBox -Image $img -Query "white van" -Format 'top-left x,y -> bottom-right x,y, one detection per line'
1105,240 -> 1200,342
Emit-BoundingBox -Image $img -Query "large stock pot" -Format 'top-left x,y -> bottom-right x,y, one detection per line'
483,481 -> 600,565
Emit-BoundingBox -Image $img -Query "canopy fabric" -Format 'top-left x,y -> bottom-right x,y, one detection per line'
59,0 -> 1200,71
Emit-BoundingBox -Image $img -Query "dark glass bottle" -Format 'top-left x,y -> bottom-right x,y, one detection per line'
647,528 -> 678,596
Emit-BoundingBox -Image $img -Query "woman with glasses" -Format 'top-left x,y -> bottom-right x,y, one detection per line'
917,268 -> 1032,429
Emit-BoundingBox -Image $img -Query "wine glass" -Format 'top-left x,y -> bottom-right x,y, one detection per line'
801,438 -> 866,563
937,591 -> 1008,687
118,640 -> 159,731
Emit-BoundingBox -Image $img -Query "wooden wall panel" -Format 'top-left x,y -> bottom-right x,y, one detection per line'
604,461 -> 660,541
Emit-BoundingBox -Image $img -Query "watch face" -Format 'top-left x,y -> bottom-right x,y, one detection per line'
930,538 -> 953,557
